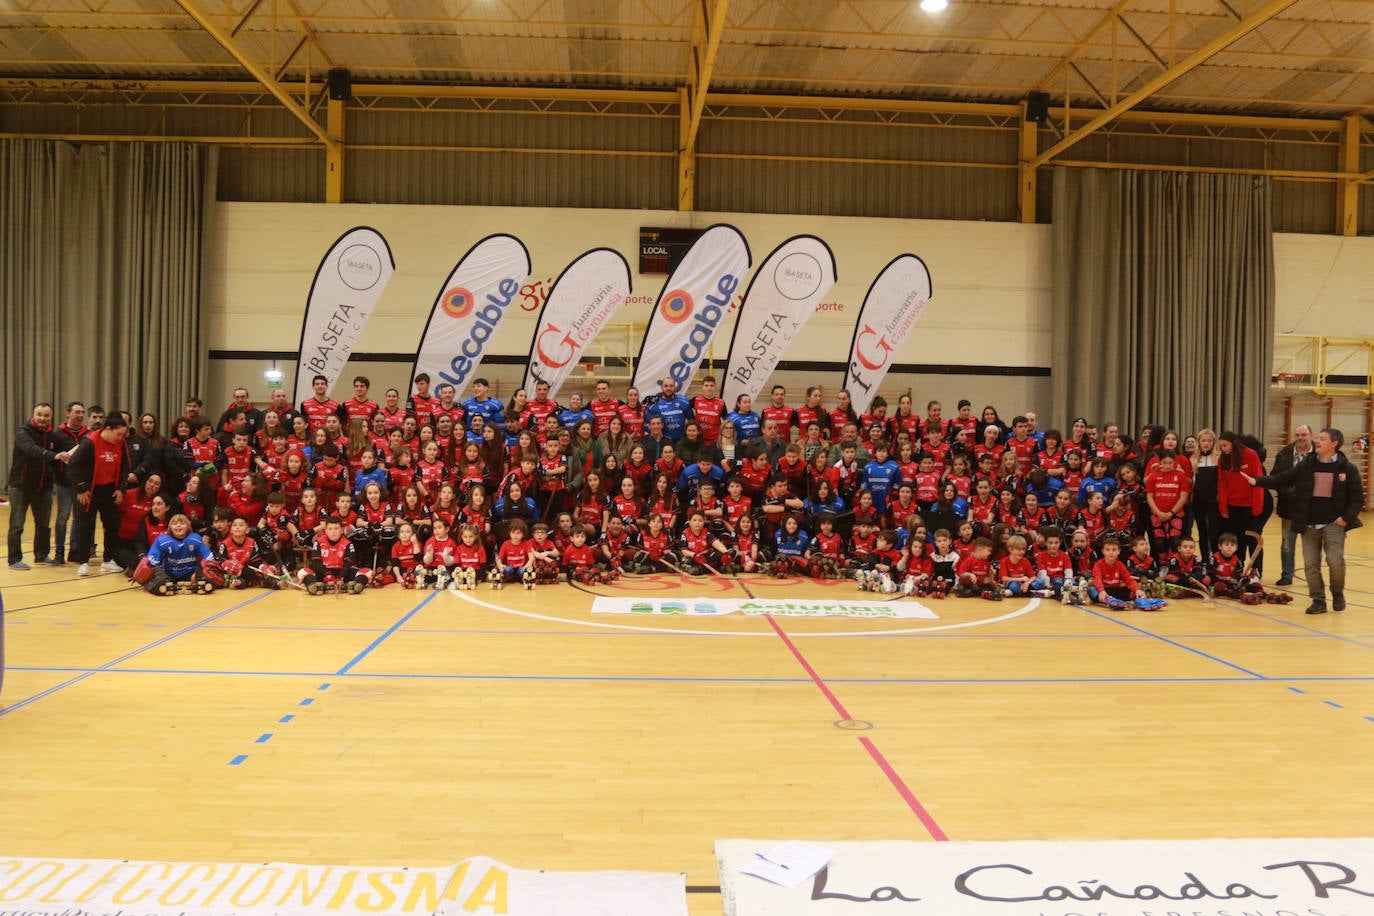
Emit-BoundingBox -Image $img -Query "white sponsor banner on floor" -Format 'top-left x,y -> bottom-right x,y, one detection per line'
0,856 -> 686,916
717,837 -> 1374,916
592,596 -> 938,619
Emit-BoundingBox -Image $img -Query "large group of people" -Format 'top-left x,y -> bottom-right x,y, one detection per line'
6,372 -> 1363,611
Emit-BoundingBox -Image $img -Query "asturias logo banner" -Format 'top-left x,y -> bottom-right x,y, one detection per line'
842,254 -> 933,416
411,234 -> 532,400
722,235 -> 837,407
523,248 -> 632,399
293,226 -> 396,404
631,224 -> 752,393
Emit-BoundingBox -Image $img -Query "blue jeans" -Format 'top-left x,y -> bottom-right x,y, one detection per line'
1280,519 -> 1298,580
7,486 -> 53,564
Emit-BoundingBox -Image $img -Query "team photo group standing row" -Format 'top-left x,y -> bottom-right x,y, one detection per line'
7,372 -> 1362,610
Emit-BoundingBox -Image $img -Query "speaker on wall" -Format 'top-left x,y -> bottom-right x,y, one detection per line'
327,69 -> 353,102
1025,91 -> 1050,125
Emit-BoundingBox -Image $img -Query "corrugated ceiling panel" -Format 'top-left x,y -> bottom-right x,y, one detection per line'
218,148 -> 323,202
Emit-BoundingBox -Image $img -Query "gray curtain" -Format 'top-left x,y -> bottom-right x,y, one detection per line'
1,139 -> 216,464
1050,167 -> 1274,440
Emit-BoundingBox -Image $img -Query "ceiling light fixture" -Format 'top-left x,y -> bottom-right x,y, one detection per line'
920,0 -> 948,12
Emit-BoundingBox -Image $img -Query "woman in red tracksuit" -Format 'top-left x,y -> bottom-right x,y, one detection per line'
1216,430 -> 1264,567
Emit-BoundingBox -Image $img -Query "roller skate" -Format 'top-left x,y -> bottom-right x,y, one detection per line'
349,578 -> 367,595
877,573 -> 897,595
855,569 -> 870,591
465,568 -> 479,590
1264,590 -> 1293,604
901,575 -> 916,597
307,580 -> 325,596
487,567 -> 504,590
981,584 -> 1006,601
414,568 -> 427,590
930,579 -> 949,599
1134,596 -> 1168,611
1102,594 -> 1132,611
196,579 -> 216,595
523,565 -> 538,589
1240,591 -> 1263,605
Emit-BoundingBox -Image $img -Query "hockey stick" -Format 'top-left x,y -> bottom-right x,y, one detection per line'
247,564 -> 307,591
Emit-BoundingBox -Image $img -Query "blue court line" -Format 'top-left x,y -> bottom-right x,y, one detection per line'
1215,600 -> 1374,651
0,592 -> 272,719
298,697 -> 314,705
255,733 -> 272,743
1073,605 -> 1267,678
279,714 -> 294,723
228,755 -> 248,765
1289,686 -> 1307,693
16,663 -> 1369,685
335,590 -> 441,675
1324,700 -> 1345,708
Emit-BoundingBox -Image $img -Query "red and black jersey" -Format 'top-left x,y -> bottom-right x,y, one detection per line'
949,416 -> 978,442
1106,502 -> 1137,535
300,397 -> 341,431
690,493 -> 721,518
220,535 -> 260,574
1005,436 -> 1039,474
1210,551 -> 1244,579
406,393 -> 439,427
261,509 -> 293,538
459,505 -> 489,530
919,417 -> 950,441
588,397 -> 622,436
732,528 -> 758,559
359,501 -> 391,525
692,395 -> 727,443
259,447 -> 291,477
969,494 -> 997,528
1092,558 -> 1139,592
498,538 -> 534,568
647,492 -> 678,522
1018,505 -> 1050,533
813,531 -> 845,560
343,397 -> 379,425
453,542 -> 486,569
1067,546 -> 1098,575
416,459 -> 447,497
1146,467 -> 1191,514
679,527 -> 714,561
639,529 -> 670,560
310,462 -> 349,503
655,457 -> 683,481
180,493 -> 211,531
945,472 -> 972,501
1167,552 -> 1208,582
369,432 -> 392,457
388,464 -> 416,493
996,505 -> 1020,527
431,402 -> 465,430
761,404 -> 795,440
600,528 -> 630,561
334,509 -> 360,532
611,493 -> 644,525
424,535 -> 459,567
395,501 -> 431,529
956,553 -> 993,584
919,440 -> 951,468
391,540 -> 422,571
735,459 -> 772,499
885,498 -> 921,529
849,530 -> 877,560
1061,467 -> 1084,492
225,492 -> 265,526
775,455 -> 808,495
998,472 -> 1024,496
222,446 -> 258,491
618,404 -> 644,439
183,436 -> 224,476
622,460 -> 653,496
575,494 -> 607,530
562,543 -> 598,572
871,546 -> 903,570
455,461 -> 486,495
312,534 -> 354,572
378,406 -> 407,430
523,398 -> 560,431
828,408 -> 855,441
277,470 -> 309,510
430,504 -> 459,529
794,404 -> 825,437
913,471 -> 942,504
895,458 -> 920,487
292,505 -> 324,535
1033,547 -> 1074,580
1076,508 -> 1108,543
1125,553 -> 1159,579
539,454 -> 567,491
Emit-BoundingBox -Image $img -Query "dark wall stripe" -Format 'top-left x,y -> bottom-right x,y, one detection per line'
210,350 -> 1053,378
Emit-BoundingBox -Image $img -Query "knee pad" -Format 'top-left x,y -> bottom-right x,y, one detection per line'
143,567 -> 170,595
200,560 -> 226,587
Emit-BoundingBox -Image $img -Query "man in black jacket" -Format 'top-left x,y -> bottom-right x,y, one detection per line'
1269,424 -> 1314,585
1248,428 -> 1364,614
8,403 -> 70,569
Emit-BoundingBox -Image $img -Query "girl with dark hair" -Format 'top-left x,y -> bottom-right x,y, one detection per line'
1216,430 -> 1264,566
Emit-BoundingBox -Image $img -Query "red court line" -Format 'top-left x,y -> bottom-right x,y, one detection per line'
764,614 -> 949,842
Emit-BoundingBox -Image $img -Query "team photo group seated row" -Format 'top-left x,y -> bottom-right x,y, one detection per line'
6,372 -> 1363,611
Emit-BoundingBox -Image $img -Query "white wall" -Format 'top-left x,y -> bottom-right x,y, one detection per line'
206,203 -> 1373,432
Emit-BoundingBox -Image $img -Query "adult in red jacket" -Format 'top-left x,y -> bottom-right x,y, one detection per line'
1216,430 -> 1264,567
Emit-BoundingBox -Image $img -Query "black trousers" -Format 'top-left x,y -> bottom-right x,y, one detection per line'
70,484 -> 121,564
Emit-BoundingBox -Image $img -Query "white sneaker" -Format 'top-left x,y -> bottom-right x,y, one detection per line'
77,563 -> 91,576
99,560 -> 121,573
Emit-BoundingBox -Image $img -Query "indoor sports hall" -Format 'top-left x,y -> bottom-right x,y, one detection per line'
3,2 -> 1374,915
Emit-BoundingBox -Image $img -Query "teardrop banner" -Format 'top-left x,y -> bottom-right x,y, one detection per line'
523,248 -> 633,399
630,224 -> 752,393
842,254 -> 934,416
721,234 -> 837,407
412,233 -> 533,400
292,226 -> 396,404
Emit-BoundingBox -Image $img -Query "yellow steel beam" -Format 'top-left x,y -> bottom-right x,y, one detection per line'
326,96 -> 345,204
680,0 -> 731,210
1031,0 -> 1304,167
1036,0 -> 1137,92
1338,113 -> 1360,234
169,0 -> 332,147
1019,103 -> 1038,223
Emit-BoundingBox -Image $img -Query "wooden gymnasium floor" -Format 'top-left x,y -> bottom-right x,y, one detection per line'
3,508 -> 1374,915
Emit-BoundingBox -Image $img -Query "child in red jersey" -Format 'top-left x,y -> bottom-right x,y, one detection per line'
390,522 -> 423,588
599,515 -> 631,575
299,516 -> 368,594
562,525 -> 604,584
258,491 -> 294,568
899,537 -> 934,596
1145,450 -> 1191,562
954,537 -> 998,599
1165,537 -> 1212,595
1089,538 -> 1149,610
496,519 -> 535,583
631,513 -> 674,573
1032,526 -> 1073,595
1124,534 -> 1162,591
848,514 -> 879,568
422,517 -> 460,582
525,522 -> 562,584
808,513 -> 846,579
998,534 -> 1037,596
450,524 -> 488,588
731,513 -> 761,573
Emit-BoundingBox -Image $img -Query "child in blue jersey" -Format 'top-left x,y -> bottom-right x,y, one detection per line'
134,514 -> 218,595
772,514 -> 811,577
862,441 -> 901,515
1076,458 -> 1117,506
352,448 -> 390,500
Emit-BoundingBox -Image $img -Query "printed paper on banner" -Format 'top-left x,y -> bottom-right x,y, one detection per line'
842,254 -> 932,416
293,226 -> 395,404
413,234 -> 532,400
722,235 -> 836,406
592,596 -> 938,619
717,837 -> 1374,916
0,855 -> 686,916
632,224 -> 751,392
524,248 -> 632,398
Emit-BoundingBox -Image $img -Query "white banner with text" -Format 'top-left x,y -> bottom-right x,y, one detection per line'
841,254 -> 932,416
722,235 -> 837,406
523,247 -> 633,398
412,233 -> 532,400
592,596 -> 938,619
717,837 -> 1374,916
293,226 -> 396,403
